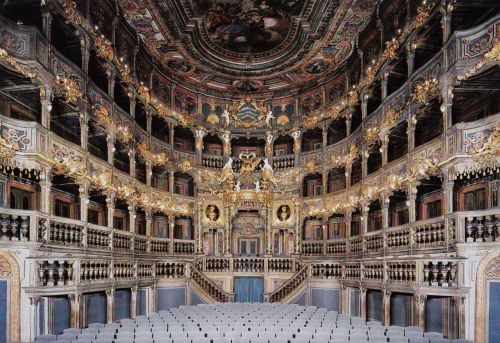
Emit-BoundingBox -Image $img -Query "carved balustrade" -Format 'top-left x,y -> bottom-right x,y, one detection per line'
80,260 -> 110,283
347,237 -> 363,256
0,213 -> 31,241
343,263 -> 361,280
46,218 -> 84,246
113,231 -> 133,252
173,240 -> 195,255
412,217 -> 447,249
268,258 -> 294,273
233,257 -> 264,272
37,260 -> 75,287
134,236 -> 149,254
202,154 -> 224,169
113,261 -> 135,280
457,211 -> 500,243
361,263 -> 385,283
363,233 -> 385,254
150,239 -> 170,254
87,224 -> 111,250
385,225 -> 411,252
137,262 -> 154,278
420,260 -> 460,287
156,261 -> 186,278
311,262 -> 342,279
387,261 -> 417,285
301,240 -> 324,256
325,240 -> 347,256
272,155 -> 295,170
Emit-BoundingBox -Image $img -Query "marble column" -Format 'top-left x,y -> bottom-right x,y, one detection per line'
79,182 -> 89,223
106,134 -> 115,166
106,194 -> 115,230
128,203 -> 136,233
360,287 -> 367,320
414,294 -> 427,329
145,210 -> 153,237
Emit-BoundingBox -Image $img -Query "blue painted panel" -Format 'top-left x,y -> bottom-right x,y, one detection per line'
190,290 -> 206,306
292,290 -> 306,306
0,281 -> 7,343
39,298 -> 45,335
234,277 -> 264,303
390,293 -> 411,326
156,287 -> 186,311
53,298 -> 71,335
311,288 -> 340,311
137,289 -> 147,316
114,290 -> 131,321
87,293 -> 107,324
350,290 -> 360,317
488,281 -> 500,343
425,298 -> 443,333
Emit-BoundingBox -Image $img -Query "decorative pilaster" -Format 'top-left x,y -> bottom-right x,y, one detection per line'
69,293 -> 81,328
359,287 -> 367,320
146,111 -> 152,134
169,124 -> 175,147
453,296 -> 466,339
414,294 -> 427,329
130,287 -> 138,319
382,290 -> 391,326
106,289 -> 115,324
442,177 -> 455,215
408,185 -> 417,223
361,93 -> 368,119
40,167 -> 52,214
406,42 -> 415,76
291,130 -> 302,165
196,201 -> 203,254
294,200 -> 301,254
322,125 -> 328,148
40,87 -> 53,129
168,217 -> 175,254
361,151 -> 368,178
146,162 -> 152,186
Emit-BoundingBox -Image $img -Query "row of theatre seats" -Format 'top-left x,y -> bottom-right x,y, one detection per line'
34,303 -> 474,343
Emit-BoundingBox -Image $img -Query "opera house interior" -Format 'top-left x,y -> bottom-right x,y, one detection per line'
0,0 -> 498,342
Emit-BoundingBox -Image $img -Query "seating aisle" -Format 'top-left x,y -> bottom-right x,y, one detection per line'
34,303 -> 473,343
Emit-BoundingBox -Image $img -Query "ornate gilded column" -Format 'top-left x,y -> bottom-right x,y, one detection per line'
406,42 -> 415,76
106,194 -> 116,229
169,171 -> 175,194
130,287 -> 138,319
145,209 -> 153,236
221,131 -> 232,161
345,112 -> 352,137
381,195 -> 389,230
442,177 -> 455,215
128,203 -> 136,233
381,70 -> 389,100
79,181 -> 90,222
408,184 -> 417,223
264,207 -> 273,255
345,211 -> 352,238
40,88 -> 53,129
129,146 -> 136,178
361,93 -> 368,119
407,117 -> 416,150
80,115 -> 89,150
194,128 -> 207,163
293,199 -> 301,254
106,134 -> 115,166
224,206 -> 233,256
291,130 -> 302,165
168,216 -> 175,254
69,293 -> 81,328
265,131 -> 274,160
107,68 -> 116,99
129,93 -> 136,119
169,123 -> 175,147
196,200 -> 203,254
345,163 -> 352,190
106,289 -> 115,324
40,166 -> 52,214
322,125 -> 328,148
146,162 -> 152,186
146,111 -> 153,134
381,137 -> 389,166
361,151 -> 368,178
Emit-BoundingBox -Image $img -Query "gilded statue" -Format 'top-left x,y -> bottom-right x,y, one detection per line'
239,152 -> 261,175
261,158 -> 279,187
219,158 -> 234,184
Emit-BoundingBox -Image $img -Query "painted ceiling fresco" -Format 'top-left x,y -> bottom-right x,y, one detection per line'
118,0 -> 376,94
189,0 -> 306,54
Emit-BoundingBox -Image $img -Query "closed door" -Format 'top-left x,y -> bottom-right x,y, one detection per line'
240,239 -> 257,255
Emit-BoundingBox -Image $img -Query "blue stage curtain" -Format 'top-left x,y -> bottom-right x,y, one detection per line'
234,277 -> 264,303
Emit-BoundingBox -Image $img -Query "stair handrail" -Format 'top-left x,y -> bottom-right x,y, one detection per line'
266,262 -> 310,303
187,262 -> 234,302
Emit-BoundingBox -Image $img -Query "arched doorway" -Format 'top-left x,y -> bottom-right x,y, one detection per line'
475,250 -> 500,343
0,251 -> 20,342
